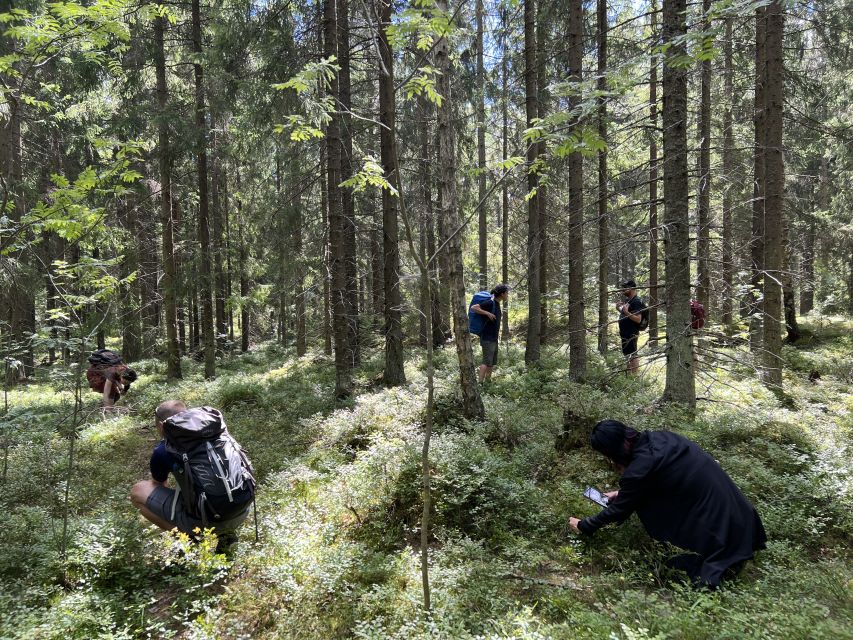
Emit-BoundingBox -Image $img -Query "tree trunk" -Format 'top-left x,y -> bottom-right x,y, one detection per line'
597,0 -> 608,355
649,0 -> 660,342
378,0 -> 405,385
501,5 -> 510,343
721,17 -> 734,326
436,0 -> 484,420
476,0 -> 487,290
211,113 -> 228,348
155,15 -> 181,378
337,0 -> 360,368
761,0 -> 784,388
568,0 -> 586,380
420,96 -> 444,348
661,0 -> 696,407
696,0 -> 712,316
524,0 -> 541,366
235,170 -> 250,353
750,7 -> 766,354
120,199 -> 142,362
192,0 -> 216,378
325,0 -> 351,397
782,219 -> 799,343
173,195 -> 187,354
315,12 -> 333,356
537,6 -> 549,345
139,206 -> 159,354
294,202 -> 307,356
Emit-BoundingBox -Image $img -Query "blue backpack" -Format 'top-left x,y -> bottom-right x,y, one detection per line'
468,291 -> 493,336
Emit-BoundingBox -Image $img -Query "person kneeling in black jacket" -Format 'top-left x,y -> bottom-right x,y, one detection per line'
569,420 -> 767,588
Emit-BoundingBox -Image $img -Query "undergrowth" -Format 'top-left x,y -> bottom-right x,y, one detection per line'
1,318 -> 851,639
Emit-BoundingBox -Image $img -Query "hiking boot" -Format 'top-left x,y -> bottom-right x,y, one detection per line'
215,532 -> 239,557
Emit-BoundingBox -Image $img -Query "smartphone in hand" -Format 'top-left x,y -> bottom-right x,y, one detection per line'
583,486 -> 609,507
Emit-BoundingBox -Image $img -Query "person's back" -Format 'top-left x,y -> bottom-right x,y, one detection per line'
572,421 -> 766,587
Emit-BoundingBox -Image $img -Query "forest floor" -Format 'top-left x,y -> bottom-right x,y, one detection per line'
1,317 -> 852,639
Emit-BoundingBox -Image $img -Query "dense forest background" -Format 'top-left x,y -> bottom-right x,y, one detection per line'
1,0 -> 852,637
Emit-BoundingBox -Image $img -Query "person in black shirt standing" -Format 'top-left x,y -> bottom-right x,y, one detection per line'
470,284 -> 509,383
616,279 -> 644,374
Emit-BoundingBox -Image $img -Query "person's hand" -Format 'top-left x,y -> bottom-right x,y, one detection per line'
568,517 -> 581,532
604,490 -> 619,501
486,312 -> 496,321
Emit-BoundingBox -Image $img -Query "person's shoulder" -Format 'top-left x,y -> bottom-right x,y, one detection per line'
630,296 -> 644,309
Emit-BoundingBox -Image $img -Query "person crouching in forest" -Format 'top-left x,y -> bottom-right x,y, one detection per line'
616,280 -> 644,375
469,284 -> 509,383
568,420 -> 767,588
129,401 -> 256,555
85,349 -> 137,408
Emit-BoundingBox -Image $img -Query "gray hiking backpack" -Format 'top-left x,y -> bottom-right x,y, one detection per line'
162,407 -> 256,526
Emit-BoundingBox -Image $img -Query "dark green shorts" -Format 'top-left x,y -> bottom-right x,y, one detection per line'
146,485 -> 249,535
481,340 -> 499,367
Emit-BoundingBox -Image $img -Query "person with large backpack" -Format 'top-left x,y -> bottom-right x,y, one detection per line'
468,283 -> 509,383
129,401 -> 256,554
616,280 -> 648,375
86,349 -> 137,407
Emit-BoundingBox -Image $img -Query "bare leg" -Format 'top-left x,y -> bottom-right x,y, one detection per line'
129,480 -> 176,531
629,355 -> 639,375
478,364 -> 488,383
484,365 -> 493,381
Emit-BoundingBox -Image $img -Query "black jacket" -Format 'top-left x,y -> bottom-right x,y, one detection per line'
579,431 -> 766,586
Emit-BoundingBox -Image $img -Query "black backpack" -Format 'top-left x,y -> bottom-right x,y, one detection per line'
639,299 -> 650,332
87,349 -> 123,367
163,407 -> 256,526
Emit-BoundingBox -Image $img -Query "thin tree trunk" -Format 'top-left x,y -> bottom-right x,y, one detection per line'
436,0 -> 484,420
750,6 -> 766,354
378,0 -> 405,385
524,0 -> 541,366
721,17 -> 734,326
649,0 -> 660,342
295,201 -> 307,356
782,218 -> 799,343
597,0 -> 608,355
476,0 -> 487,290
235,170 -> 250,353
192,0 -> 216,378
316,13 -> 333,356
337,0 -> 360,368
211,112 -> 228,348
568,0 -> 586,380
537,6 -> 549,345
420,96 -> 444,348
325,0 -> 351,397
173,195 -> 187,354
661,0 -> 696,407
696,0 -> 712,316
501,5 -> 510,343
155,15 -> 181,378
761,0 -> 784,388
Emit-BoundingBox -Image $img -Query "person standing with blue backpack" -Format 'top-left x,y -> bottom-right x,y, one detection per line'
468,284 -> 509,383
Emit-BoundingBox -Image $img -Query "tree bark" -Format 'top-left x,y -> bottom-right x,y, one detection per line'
294,201 -> 307,356
337,0 -> 360,367
750,6 -> 766,354
192,0 -> 216,378
761,0 -> 784,388
523,0 -> 541,366
378,0 -> 405,385
696,0 -> 712,316
155,15 -> 181,378
568,0 -> 586,380
476,0 -> 487,290
420,96 -> 444,348
537,5 -> 549,345
597,0 -> 608,355
661,0 -> 696,407
211,112 -> 228,348
436,0 -> 484,420
325,0 -> 352,397
649,0 -> 660,342
501,4 -> 510,343
721,17 -> 734,326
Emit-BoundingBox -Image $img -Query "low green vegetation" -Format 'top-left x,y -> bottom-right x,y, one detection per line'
1,318 -> 851,639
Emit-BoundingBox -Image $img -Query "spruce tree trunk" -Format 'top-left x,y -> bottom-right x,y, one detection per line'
761,0 -> 784,388
537,7 -> 549,345
324,0 -> 351,397
782,219 -> 799,343
420,96 -> 444,348
155,15 -> 181,378
696,0 -> 712,316
337,0 -> 360,367
721,17 -> 734,326
523,0 -> 541,366
192,0 -> 216,378
568,0 -> 586,380
597,0 -> 608,355
211,113 -> 228,347
139,207 -> 159,354
436,0 -> 484,420
649,0 -> 660,342
476,0 -> 487,290
378,0 -> 405,385
120,198 -> 142,362
295,202 -> 307,356
661,0 -> 696,407
750,7 -> 766,354
315,10 -> 333,356
173,196 -> 187,354
501,5 -> 510,343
